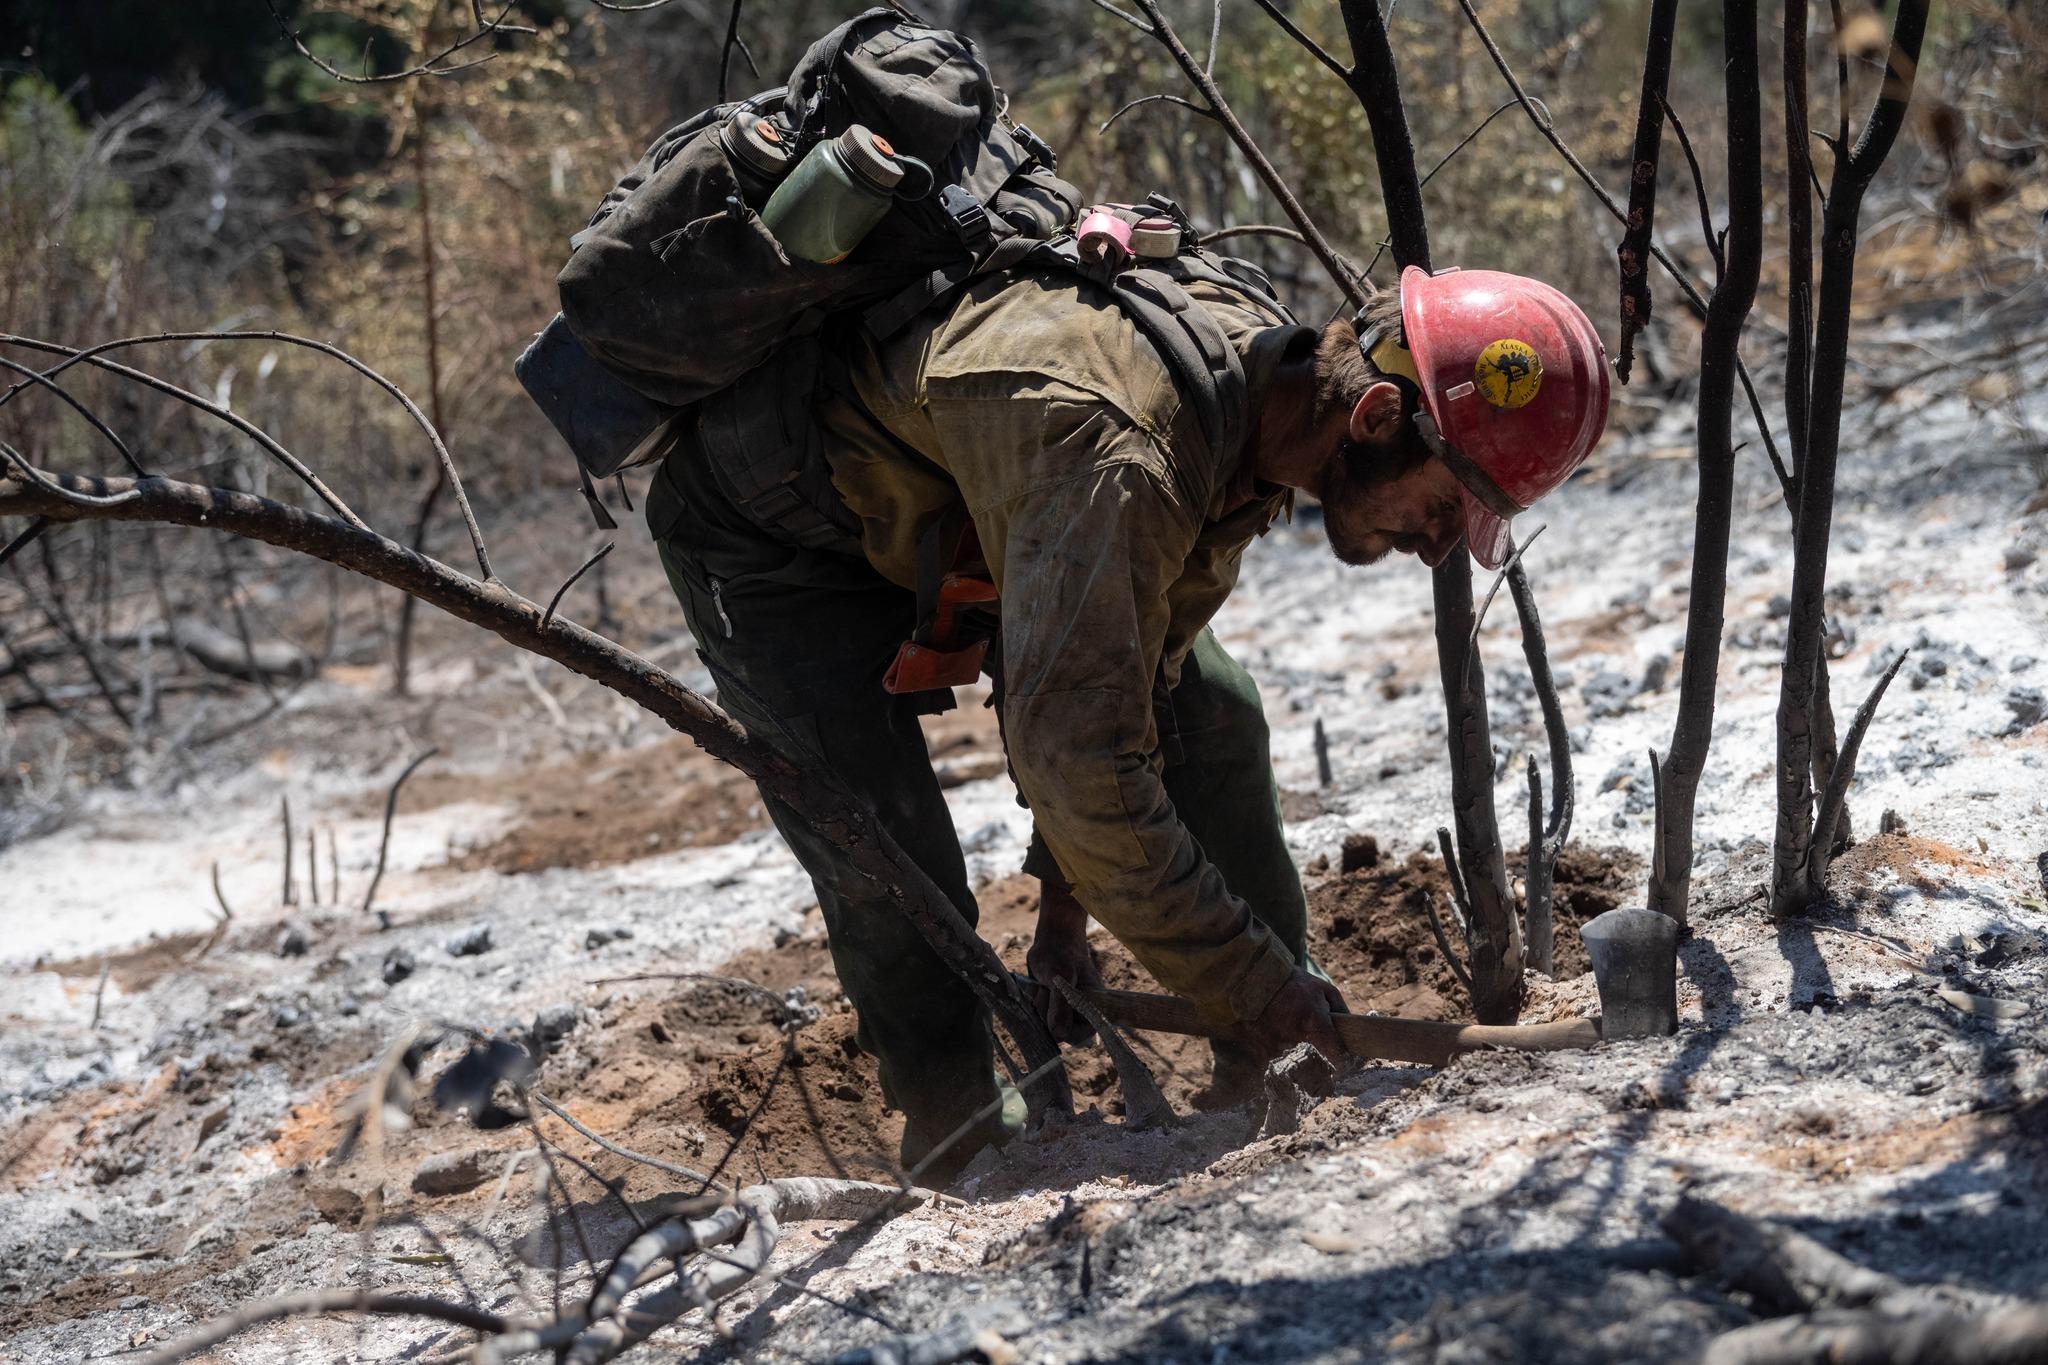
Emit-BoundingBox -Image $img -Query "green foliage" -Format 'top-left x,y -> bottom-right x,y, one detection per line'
0,75 -> 143,317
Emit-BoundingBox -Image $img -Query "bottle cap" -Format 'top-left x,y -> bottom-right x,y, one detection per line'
723,115 -> 792,178
837,125 -> 905,190
1130,217 -> 1180,259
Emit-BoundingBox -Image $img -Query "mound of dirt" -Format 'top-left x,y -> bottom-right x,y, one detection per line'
1307,841 -> 1641,1021
535,837 -> 1642,1191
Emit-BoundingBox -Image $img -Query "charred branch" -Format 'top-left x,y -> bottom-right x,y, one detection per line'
1801,648 -> 1909,904
140,1290 -> 506,1365
0,467 -> 1069,1108
362,748 -> 439,919
1617,0 -> 1680,381
1665,1193 -> 2032,1325
1508,558 -> 1573,976
2,334 -> 367,530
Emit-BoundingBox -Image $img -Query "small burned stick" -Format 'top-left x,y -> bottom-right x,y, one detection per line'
1795,649 -> 1909,906
1313,717 -> 1332,788
280,794 -> 296,906
541,541 -> 614,632
361,748 -> 438,919
307,821 -> 321,906
1508,557 -> 1572,977
1422,890 -> 1475,1002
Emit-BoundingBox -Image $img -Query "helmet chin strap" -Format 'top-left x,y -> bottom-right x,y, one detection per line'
1414,411 -> 1525,521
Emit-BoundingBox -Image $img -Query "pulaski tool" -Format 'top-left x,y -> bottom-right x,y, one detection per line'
1578,907 -> 1682,1038
1013,976 -> 1601,1068
1011,914 -> 1684,1066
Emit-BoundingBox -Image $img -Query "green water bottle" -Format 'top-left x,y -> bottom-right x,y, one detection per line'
760,124 -> 907,264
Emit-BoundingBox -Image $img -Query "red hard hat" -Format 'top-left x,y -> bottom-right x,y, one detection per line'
1399,265 -> 1612,569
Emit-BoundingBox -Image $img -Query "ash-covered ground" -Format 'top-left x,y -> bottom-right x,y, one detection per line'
3,311 -> 2047,1363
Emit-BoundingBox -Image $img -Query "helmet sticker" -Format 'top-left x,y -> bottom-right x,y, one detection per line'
1475,338 -> 1543,410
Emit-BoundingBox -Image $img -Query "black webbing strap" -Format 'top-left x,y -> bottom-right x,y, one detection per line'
862,231 -> 1039,341
577,462 -> 620,530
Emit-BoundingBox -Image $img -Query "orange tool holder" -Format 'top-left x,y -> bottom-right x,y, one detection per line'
882,571 -> 998,694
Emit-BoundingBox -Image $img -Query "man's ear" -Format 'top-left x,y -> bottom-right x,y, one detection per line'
1347,380 -> 1407,447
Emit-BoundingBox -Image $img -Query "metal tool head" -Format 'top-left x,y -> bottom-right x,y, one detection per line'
1580,907 -> 1680,1039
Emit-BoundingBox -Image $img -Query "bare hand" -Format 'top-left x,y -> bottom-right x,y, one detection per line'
1241,968 -> 1349,1067
1026,883 -> 1104,1045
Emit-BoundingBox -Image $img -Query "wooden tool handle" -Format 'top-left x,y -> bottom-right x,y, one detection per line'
1079,986 -> 1601,1068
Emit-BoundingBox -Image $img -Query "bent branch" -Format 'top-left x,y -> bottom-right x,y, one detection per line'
0,468 -> 1069,1107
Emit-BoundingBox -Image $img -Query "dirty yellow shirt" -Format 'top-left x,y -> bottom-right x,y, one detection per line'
818,269 -> 1314,1025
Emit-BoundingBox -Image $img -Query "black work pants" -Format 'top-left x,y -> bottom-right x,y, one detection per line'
645,453 -> 1307,1162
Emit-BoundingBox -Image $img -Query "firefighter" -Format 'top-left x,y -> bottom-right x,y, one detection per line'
644,263 -> 1610,1180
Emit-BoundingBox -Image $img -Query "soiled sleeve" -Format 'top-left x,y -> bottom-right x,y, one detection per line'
958,399 -> 1298,1025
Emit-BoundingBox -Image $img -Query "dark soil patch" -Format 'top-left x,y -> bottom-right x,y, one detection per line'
1307,841 -> 1641,1022
1831,832 -> 2002,898
542,837 -> 1642,1191
441,737 -> 769,874
425,700 -> 1006,876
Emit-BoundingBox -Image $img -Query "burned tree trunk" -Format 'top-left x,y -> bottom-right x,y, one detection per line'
392,81 -> 449,698
1336,0 -> 1520,1022
1785,0 -> 1855,857
1772,1 -> 1930,916
1645,0 -> 1765,928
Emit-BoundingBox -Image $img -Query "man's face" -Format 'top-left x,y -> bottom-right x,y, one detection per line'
1315,382 -> 1467,567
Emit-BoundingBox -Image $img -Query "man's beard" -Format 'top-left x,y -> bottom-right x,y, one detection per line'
1318,437 -> 1460,567
1319,439 -> 1403,566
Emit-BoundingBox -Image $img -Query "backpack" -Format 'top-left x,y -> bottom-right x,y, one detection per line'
515,8 -> 1296,540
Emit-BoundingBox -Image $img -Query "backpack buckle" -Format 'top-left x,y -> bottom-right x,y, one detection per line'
1143,192 -> 1197,238
938,184 -> 994,254
1010,121 -> 1057,170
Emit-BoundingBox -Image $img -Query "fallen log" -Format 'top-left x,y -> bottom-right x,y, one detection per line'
1661,1194 -> 2009,1319
1664,1195 -> 2048,1365
0,619 -> 313,683
1702,1304 -> 2048,1365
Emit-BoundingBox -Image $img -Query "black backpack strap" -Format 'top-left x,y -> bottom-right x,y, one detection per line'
576,463 -> 620,530
862,230 -> 1038,341
1019,239 -> 1250,471
860,118 -> 1055,342
696,339 -> 859,552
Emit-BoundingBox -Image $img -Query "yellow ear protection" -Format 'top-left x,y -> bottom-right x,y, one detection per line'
1356,312 -> 1423,407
